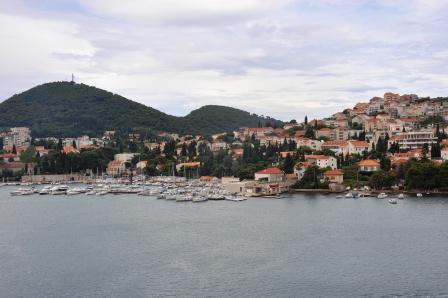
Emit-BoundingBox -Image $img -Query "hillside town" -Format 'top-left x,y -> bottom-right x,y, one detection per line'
1,92 -> 448,195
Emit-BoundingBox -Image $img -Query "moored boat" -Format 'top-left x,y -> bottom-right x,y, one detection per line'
377,193 -> 388,199
192,196 -> 208,202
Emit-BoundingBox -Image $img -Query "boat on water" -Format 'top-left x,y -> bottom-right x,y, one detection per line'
176,194 -> 193,202
10,188 -> 36,196
417,193 -> 423,197
50,185 -> 69,195
85,190 -> 97,195
225,196 -> 246,202
336,195 -> 344,199
377,193 -> 388,199
260,193 -> 282,199
344,192 -> 354,198
67,188 -> 83,195
398,193 -> 405,199
39,186 -> 52,195
388,198 -> 398,204
207,193 -> 225,200
192,196 -> 208,202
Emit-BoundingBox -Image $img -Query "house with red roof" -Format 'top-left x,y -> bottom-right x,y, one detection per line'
254,167 -> 285,183
358,159 -> 380,172
323,169 -> 344,184
295,137 -> 321,150
321,140 -> 349,156
348,140 -> 370,155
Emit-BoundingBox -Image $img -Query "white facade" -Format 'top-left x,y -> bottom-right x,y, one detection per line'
305,155 -> 337,169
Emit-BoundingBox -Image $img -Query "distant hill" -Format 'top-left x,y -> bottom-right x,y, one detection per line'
0,82 -> 282,137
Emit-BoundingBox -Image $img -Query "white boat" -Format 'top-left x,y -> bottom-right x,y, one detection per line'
176,195 -> 193,202
39,186 -> 52,195
398,193 -> 405,199
225,196 -> 246,202
417,193 -> 423,197
377,193 -> 388,199
10,188 -> 36,196
96,190 -> 109,196
388,198 -> 397,204
344,192 -> 354,198
50,185 -> 69,195
85,190 -> 96,195
67,188 -> 83,195
335,195 -> 344,199
192,196 -> 208,202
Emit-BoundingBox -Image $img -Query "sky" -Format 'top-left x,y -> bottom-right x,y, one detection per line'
1,0 -> 448,121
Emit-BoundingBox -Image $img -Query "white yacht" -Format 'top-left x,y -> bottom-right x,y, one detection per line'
388,198 -> 398,204
377,193 -> 388,199
192,196 -> 208,202
176,194 -> 193,202
67,188 -> 83,195
50,185 -> 69,195
398,193 -> 405,199
10,188 -> 36,196
225,196 -> 246,202
39,186 -> 52,195
417,193 -> 423,197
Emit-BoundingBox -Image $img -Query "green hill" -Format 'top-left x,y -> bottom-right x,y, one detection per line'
0,82 -> 282,137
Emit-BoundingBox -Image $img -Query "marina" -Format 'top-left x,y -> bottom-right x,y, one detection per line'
2,179 -> 431,202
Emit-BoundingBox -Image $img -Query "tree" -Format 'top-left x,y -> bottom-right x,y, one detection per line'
72,140 -> 77,149
12,145 -> 17,154
304,115 -> 308,126
422,143 -> 429,160
180,143 -> 187,157
304,127 -> 315,139
431,142 -> 441,158
282,154 -> 295,174
369,171 -> 395,190
57,139 -> 63,151
292,165 -> 326,189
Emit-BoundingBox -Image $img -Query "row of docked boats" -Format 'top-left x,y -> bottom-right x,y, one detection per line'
138,186 -> 246,202
8,182 -> 248,203
336,191 -> 405,204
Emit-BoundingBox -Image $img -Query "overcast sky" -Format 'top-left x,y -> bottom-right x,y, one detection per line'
1,0 -> 448,121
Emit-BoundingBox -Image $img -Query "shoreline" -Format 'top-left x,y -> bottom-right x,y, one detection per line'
290,188 -> 448,196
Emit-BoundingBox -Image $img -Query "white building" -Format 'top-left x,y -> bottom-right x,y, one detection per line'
388,130 -> 437,150
114,153 -> 139,163
304,155 -> 337,169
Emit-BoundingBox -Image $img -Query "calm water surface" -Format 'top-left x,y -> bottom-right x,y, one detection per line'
1,186 -> 448,297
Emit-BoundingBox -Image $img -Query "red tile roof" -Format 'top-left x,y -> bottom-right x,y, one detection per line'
349,140 -> 370,147
358,159 -> 380,166
255,167 -> 284,175
324,169 -> 343,176
322,140 -> 348,147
